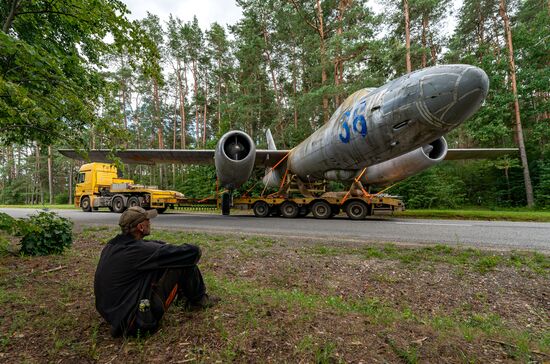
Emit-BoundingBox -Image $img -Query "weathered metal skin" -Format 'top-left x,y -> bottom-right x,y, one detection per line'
214,131 -> 256,189
286,64 -> 489,182
359,137 -> 448,185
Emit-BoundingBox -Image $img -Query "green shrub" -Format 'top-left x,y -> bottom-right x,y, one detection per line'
19,212 -> 73,256
55,192 -> 69,204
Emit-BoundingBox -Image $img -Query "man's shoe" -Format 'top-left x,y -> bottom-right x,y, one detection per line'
187,294 -> 220,310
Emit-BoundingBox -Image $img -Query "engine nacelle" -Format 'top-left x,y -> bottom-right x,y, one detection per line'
215,131 -> 256,189
360,137 -> 448,185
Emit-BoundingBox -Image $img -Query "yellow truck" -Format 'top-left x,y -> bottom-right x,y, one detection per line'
74,163 -> 185,213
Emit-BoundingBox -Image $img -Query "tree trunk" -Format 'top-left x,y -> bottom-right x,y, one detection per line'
35,144 -> 43,205
192,59 -> 200,146
262,27 -> 282,111
48,145 -> 53,204
2,0 -> 22,33
203,73 -> 208,147
68,161 -> 73,205
421,15 -> 428,68
176,60 -> 187,149
316,0 -> 329,123
153,79 -> 164,149
404,0 -> 412,73
499,0 -> 534,207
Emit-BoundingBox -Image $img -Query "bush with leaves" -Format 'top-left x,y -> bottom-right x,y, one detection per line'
0,211 -> 73,256
19,212 -> 73,256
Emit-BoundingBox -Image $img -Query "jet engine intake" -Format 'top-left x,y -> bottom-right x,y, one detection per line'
361,137 -> 448,185
215,131 -> 256,189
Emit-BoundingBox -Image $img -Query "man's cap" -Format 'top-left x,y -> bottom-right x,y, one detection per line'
119,206 -> 158,229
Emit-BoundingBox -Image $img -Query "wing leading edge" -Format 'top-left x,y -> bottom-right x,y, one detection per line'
58,149 -> 291,167
445,148 -> 518,160
59,147 -> 517,167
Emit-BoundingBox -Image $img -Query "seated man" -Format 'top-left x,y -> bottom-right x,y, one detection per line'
94,206 -> 217,337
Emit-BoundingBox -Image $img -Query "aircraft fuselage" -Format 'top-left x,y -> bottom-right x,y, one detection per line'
287,64 -> 489,181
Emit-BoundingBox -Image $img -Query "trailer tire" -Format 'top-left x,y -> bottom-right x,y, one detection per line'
127,196 -> 140,208
112,196 -> 126,213
81,196 -> 91,212
280,201 -> 299,218
345,200 -> 368,220
253,201 -> 270,217
311,201 -> 332,219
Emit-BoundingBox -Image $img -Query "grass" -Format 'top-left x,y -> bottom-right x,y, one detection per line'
0,227 -> 548,362
395,208 -> 550,222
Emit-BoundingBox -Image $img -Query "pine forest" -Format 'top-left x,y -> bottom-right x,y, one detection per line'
0,0 -> 549,208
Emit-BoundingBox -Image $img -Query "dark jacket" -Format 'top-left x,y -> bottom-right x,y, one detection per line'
94,234 -> 201,333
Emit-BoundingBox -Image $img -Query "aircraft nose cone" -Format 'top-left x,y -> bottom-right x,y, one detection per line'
420,65 -> 489,128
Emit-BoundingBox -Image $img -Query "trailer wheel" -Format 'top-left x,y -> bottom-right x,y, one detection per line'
311,201 -> 332,219
253,201 -> 270,217
221,193 -> 231,215
280,201 -> 299,218
345,200 -> 367,220
112,196 -> 126,213
81,196 -> 91,212
127,196 -> 140,208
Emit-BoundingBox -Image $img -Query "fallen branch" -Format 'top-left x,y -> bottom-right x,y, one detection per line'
41,265 -> 67,274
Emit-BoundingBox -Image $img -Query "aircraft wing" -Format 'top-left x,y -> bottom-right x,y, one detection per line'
58,149 -> 292,167
445,148 -> 518,160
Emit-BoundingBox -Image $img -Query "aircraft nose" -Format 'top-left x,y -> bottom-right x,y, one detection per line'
420,65 -> 489,128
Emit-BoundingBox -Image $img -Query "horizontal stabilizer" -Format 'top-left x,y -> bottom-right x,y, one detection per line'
445,148 -> 518,160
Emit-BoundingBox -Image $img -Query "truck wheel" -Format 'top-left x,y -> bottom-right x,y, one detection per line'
253,201 -> 270,217
156,207 -> 167,214
127,196 -> 140,208
280,201 -> 299,218
81,197 -> 91,212
112,196 -> 126,213
221,193 -> 231,215
345,200 -> 367,220
311,201 -> 331,219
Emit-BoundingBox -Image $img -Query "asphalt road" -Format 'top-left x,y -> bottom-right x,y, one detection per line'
2,208 -> 550,253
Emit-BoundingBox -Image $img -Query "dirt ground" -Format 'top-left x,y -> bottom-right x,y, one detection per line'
0,228 -> 548,363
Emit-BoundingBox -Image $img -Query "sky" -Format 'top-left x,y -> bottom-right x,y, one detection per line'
120,0 -> 244,29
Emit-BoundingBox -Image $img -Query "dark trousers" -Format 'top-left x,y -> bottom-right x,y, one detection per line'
128,266 -> 206,336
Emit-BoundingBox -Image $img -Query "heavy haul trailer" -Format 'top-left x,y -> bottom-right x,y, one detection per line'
75,162 -> 185,213
222,193 -> 404,220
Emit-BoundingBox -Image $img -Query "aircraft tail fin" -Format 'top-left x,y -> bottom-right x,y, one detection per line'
266,129 -> 277,150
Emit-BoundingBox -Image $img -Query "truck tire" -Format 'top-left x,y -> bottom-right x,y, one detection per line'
345,200 -> 367,220
253,201 -> 270,217
112,196 -> 126,213
221,193 -> 231,215
127,196 -> 140,208
280,201 -> 299,218
81,196 -> 92,212
311,201 -> 332,219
